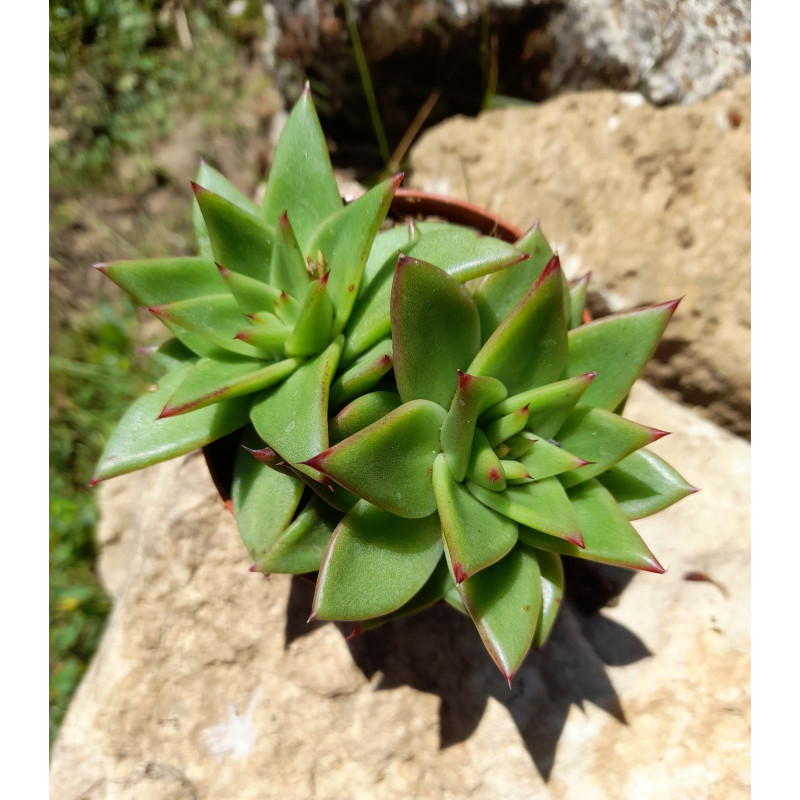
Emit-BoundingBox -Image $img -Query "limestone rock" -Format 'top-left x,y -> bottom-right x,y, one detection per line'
408,76 -> 751,437
50,383 -> 749,799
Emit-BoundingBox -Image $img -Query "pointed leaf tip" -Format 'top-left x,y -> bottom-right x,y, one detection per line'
249,563 -> 258,572
190,180 -> 208,197
345,624 -> 363,641
92,262 -> 108,273
214,262 -> 230,276
307,612 -> 317,623
147,305 -> 167,318
647,427 -> 671,442
303,80 -> 312,96
566,532 -> 586,549
88,477 -> 101,488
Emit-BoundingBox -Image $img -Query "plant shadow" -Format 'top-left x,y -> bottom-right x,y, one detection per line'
284,559 -> 651,780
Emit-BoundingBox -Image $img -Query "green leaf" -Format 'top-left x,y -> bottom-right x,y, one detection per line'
312,501 -> 443,620
231,429 -> 305,565
328,339 -> 393,410
305,177 -> 400,337
93,362 -> 251,482
250,337 -> 342,477
469,255 -> 567,396
193,160 -> 260,257
306,399 -> 446,518
441,372 -> 507,482
555,406 -> 666,488
329,391 -> 402,444
149,295 -> 262,358
481,372 -> 597,440
235,314 -> 290,356
472,220 -> 555,339
270,213 -> 311,304
195,185 -> 275,282
217,264 -> 292,317
531,550 -> 564,650
161,356 -> 301,416
404,226 -> 528,282
465,428 -> 507,491
568,272 -> 590,329
148,339 -> 196,372
433,454 -> 518,583
261,87 -> 343,251
392,256 -> 481,408
343,222 -> 523,365
566,300 -> 680,411
518,479 -> 664,573
517,432 -> 589,480
484,405 -> 529,448
284,276 -> 334,357
98,257 -> 227,306
457,543 -> 542,682
467,478 -> 583,546
255,495 -> 341,574
598,448 -> 697,519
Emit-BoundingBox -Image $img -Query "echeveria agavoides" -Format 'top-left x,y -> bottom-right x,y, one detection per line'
94,87 -> 694,682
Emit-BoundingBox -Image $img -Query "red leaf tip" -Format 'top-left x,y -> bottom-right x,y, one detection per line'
88,477 -> 101,488
147,305 -> 167,318
345,624 -> 363,641
215,262 -> 230,276
566,532 -> 586,549
302,80 -> 312,97
307,611 -> 317,623
453,562 -> 467,584
647,427 -> 671,442
190,180 -> 208,197
320,270 -> 330,287
389,172 -> 405,191
488,466 -> 502,483
224,499 -> 234,515
457,370 -> 474,390
92,262 -> 109,274
249,564 -> 259,573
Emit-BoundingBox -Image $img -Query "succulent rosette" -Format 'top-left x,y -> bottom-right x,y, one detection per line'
94,88 -> 695,682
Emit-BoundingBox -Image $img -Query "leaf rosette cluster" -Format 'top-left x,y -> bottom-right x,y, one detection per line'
94,89 -> 695,681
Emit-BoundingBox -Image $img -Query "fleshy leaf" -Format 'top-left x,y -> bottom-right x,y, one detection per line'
516,432 -> 589,480
518,479 -> 664,573
484,405 -> 529,448
250,337 -> 342,477
329,391 -> 402,444
532,550 -> 564,650
457,543 -> 543,682
499,460 -> 533,484
194,184 -> 275,282
568,272 -> 590,329
161,356 -> 301,417
305,399 -> 446,518
566,300 -> 680,411
149,295 -> 262,358
261,87 -> 343,251
441,371 -> 507,482
307,175 -> 401,337
270,213 -> 311,304
472,220 -> 555,339
216,263 -> 294,318
480,372 -> 596,440
467,478 -> 583,546
254,495 -> 341,574
433,454 -> 518,583
555,406 -> 667,488
97,257 -> 227,307
598,448 -> 697,519
343,223 -> 524,365
93,361 -> 251,482
284,276 -> 334,357
193,161 -> 260,258
469,255 -> 567,395
329,339 -> 393,410
312,501 -> 443,620
231,429 -> 305,564
465,428 -> 507,491
392,256 -> 481,408
235,314 -> 290,356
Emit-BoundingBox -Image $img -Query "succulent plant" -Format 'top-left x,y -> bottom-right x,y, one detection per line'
93,87 -> 695,683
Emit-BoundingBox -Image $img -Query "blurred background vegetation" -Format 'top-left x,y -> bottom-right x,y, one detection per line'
49,0 -> 271,745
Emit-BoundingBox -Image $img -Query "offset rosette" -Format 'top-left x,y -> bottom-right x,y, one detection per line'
305,250 -> 693,682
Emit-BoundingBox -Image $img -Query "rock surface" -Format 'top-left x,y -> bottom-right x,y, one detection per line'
408,76 -> 751,438
266,0 -> 750,126
50,382 -> 750,799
